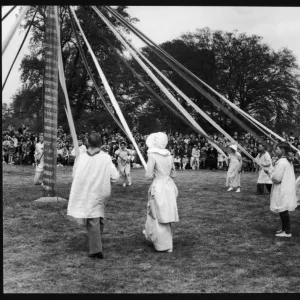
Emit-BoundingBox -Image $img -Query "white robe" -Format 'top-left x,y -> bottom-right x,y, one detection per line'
270,157 -> 297,213
255,152 -> 273,184
71,144 -> 87,156
226,152 -> 242,188
67,150 -> 119,225
144,152 -> 179,251
35,142 -> 44,172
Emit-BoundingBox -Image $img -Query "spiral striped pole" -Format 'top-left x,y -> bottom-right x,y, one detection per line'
42,6 -> 59,197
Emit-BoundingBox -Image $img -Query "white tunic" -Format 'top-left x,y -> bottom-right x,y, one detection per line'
270,157 -> 297,213
71,144 -> 87,156
144,151 -> 179,251
67,150 -> 119,221
35,142 -> 44,172
255,151 -> 273,184
226,152 -> 242,188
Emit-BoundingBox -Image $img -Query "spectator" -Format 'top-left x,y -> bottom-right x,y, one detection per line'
199,146 -> 207,169
206,143 -> 218,170
191,145 -> 200,170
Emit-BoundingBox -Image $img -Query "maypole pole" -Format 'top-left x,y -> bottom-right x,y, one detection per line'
35,6 -> 67,206
43,5 -> 59,197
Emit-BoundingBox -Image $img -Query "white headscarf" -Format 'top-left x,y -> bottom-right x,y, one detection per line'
146,132 -> 170,156
229,144 -> 238,152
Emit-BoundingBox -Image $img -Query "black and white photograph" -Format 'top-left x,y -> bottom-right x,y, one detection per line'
2,4 -> 300,293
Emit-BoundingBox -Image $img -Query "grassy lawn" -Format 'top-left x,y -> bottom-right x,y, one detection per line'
3,164 -> 300,293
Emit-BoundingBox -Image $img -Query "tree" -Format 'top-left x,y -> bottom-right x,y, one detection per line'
125,27 -> 300,134
11,5 -> 139,133
180,28 -> 300,133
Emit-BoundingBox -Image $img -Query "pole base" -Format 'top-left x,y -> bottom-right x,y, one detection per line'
33,197 -> 68,208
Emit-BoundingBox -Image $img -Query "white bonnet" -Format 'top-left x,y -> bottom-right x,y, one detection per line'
146,132 -> 168,149
229,144 -> 238,152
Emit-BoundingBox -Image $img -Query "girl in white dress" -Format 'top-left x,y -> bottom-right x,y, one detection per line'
264,142 -> 297,237
226,144 -> 242,193
143,132 -> 179,253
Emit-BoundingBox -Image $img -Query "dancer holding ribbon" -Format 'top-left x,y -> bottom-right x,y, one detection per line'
143,132 -> 179,253
226,144 -> 242,193
115,141 -> 132,187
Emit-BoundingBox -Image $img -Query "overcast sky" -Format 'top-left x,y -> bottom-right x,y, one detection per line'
2,6 -> 300,105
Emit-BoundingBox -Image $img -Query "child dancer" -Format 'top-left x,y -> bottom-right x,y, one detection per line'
217,151 -> 226,170
115,141 -> 132,187
264,142 -> 297,237
226,145 -> 242,193
143,132 -> 179,253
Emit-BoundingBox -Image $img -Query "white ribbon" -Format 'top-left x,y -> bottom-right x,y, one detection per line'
70,6 -> 147,170
54,11 -> 79,157
2,6 -> 30,55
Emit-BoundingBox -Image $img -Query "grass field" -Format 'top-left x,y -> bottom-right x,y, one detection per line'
3,164 -> 300,293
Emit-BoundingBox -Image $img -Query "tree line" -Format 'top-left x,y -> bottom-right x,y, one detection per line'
6,6 -> 300,136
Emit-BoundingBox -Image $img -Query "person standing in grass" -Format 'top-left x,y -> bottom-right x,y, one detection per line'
264,142 -> 297,238
34,134 -> 44,185
143,132 -> 179,253
190,144 -> 200,170
255,144 -> 273,194
115,141 -> 132,187
67,133 -> 119,259
226,144 -> 242,193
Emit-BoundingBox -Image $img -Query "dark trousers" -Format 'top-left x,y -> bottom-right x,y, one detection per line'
257,183 -> 272,194
86,217 -> 104,255
279,210 -> 291,234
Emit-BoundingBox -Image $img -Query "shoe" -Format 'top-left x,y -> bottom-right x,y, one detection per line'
276,229 -> 284,234
123,183 -> 126,187
275,232 -> 292,237
227,187 -> 233,191
166,248 -> 173,253
236,188 -> 241,193
128,182 -> 132,186
88,252 -> 103,259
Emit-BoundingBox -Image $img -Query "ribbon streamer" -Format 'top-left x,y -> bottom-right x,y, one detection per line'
93,6 -> 230,159
115,29 -> 254,161
2,6 -> 30,55
2,8 -> 37,91
105,6 -> 275,152
68,6 -> 128,138
69,6 -> 147,169
81,6 -> 228,155
2,6 -> 17,21
54,12 -> 79,157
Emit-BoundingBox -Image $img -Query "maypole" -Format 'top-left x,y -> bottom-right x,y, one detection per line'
42,6 -> 59,197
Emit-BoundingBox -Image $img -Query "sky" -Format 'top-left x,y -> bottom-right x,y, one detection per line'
2,6 -> 300,105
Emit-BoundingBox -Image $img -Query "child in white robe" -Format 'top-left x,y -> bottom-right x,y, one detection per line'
115,141 -> 132,187
143,132 -> 179,253
264,142 -> 297,238
67,133 -> 119,258
226,144 -> 242,193
255,144 -> 273,194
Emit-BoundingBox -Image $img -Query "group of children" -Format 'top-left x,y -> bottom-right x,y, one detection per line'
226,142 -> 299,237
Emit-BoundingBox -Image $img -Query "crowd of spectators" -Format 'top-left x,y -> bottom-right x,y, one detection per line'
2,124 -> 300,173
